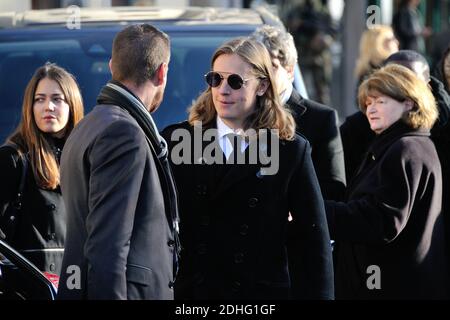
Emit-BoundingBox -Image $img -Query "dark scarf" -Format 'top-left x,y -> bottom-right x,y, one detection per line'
97,80 -> 180,277
98,80 -> 168,159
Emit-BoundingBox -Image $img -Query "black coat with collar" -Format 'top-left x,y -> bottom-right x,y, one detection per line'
326,121 -> 449,299
286,89 -> 346,201
162,121 -> 334,300
339,111 -> 375,183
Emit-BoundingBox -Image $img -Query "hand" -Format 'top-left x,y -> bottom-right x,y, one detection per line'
422,26 -> 432,38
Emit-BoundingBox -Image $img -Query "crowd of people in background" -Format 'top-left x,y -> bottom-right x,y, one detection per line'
1,1 -> 450,301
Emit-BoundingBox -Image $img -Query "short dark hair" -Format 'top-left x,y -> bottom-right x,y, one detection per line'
384,50 -> 430,81
111,24 -> 170,86
384,50 -> 428,67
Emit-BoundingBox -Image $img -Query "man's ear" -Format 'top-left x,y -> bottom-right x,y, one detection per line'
155,62 -> 168,86
286,65 -> 295,83
405,99 -> 415,111
109,59 -> 113,76
256,79 -> 270,96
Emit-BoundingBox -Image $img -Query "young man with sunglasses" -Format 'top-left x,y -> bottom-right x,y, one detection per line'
162,37 -> 334,300
251,25 -> 346,201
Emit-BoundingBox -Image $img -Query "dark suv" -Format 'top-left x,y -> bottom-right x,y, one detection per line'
0,6 -> 307,144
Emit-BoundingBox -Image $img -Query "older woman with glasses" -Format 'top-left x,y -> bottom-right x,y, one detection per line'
326,64 -> 449,299
162,37 -> 334,300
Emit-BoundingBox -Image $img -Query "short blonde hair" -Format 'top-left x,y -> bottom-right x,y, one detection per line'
358,64 -> 438,130
355,25 -> 398,79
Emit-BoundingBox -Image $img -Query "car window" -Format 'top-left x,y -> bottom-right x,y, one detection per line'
0,28 -> 246,142
0,30 -> 114,143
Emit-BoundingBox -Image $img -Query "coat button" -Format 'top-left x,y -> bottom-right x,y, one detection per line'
231,281 -> 241,292
167,239 -> 175,247
197,243 -> 207,255
200,215 -> 210,226
168,281 -> 174,289
248,197 -> 258,208
239,224 -> 249,236
9,215 -> 15,221
256,170 -> 264,178
196,185 -> 207,196
234,253 -> 244,264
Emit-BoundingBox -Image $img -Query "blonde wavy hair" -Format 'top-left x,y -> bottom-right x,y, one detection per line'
358,64 -> 438,130
188,37 -> 296,140
355,25 -> 399,80
7,63 -> 84,190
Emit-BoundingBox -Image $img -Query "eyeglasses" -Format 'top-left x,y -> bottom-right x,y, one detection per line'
205,71 -> 256,90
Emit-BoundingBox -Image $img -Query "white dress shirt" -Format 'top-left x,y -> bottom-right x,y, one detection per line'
280,81 -> 293,105
216,116 -> 249,160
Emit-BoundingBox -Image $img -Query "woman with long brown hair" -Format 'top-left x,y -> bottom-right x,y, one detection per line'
163,37 -> 333,299
0,63 -> 83,275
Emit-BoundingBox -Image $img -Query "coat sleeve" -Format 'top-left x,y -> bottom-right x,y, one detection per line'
340,114 -> 364,184
325,142 -> 424,244
84,120 -> 147,299
312,109 -> 346,201
287,139 -> 335,300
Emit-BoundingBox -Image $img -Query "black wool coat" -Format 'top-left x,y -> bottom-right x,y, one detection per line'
57,105 -> 177,300
326,121 -> 449,299
0,142 -> 66,275
286,89 -> 346,201
162,121 -> 334,300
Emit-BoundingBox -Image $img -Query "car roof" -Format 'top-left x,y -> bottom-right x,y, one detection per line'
0,6 -> 285,30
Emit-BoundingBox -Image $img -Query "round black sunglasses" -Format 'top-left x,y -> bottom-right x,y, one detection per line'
205,71 -> 255,90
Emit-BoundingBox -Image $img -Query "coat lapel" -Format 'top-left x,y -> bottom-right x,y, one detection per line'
210,136 -> 261,201
191,122 -> 268,200
286,89 -> 307,118
192,123 -> 220,196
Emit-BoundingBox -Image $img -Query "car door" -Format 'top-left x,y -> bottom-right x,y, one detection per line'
0,239 -> 57,300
